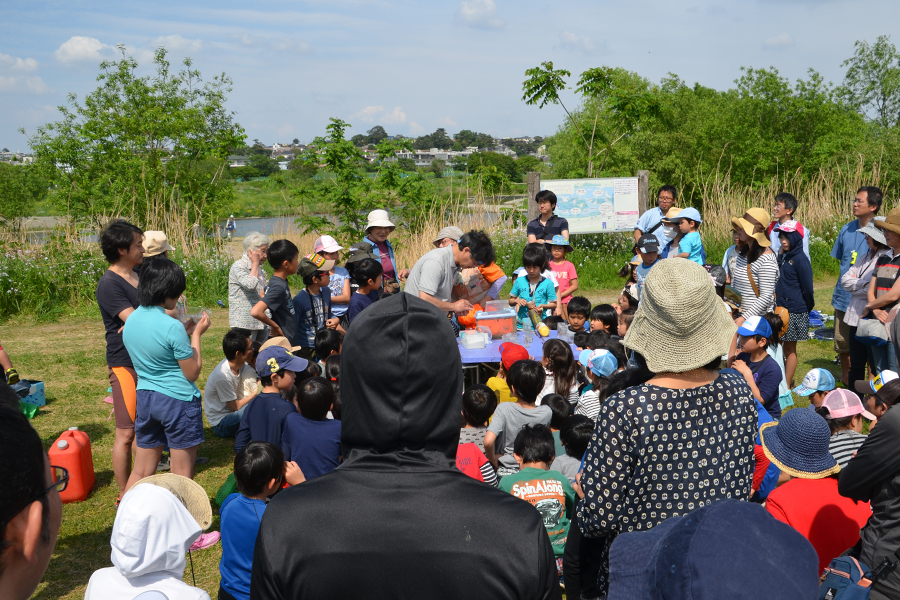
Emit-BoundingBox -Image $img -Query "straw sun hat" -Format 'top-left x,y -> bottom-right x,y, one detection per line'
731,207 -> 771,247
623,259 -> 736,373
133,473 -> 213,530
875,207 -> 900,238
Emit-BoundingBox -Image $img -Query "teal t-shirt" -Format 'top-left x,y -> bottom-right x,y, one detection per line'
123,305 -> 199,401
679,231 -> 704,265
510,276 -> 556,329
499,466 -> 575,557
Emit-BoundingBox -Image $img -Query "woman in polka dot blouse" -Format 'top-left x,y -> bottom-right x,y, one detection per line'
575,259 -> 758,596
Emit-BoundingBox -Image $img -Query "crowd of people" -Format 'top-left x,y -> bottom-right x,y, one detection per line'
6,186 -> 900,600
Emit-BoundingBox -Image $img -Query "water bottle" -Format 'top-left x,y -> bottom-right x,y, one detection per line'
523,319 -> 533,345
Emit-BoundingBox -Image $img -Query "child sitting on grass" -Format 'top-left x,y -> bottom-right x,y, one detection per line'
457,385 -> 499,487
220,441 -> 301,600
550,415 -> 594,485
537,338 -> 579,406
234,346 -> 309,453
324,354 -> 342,420
589,304 -> 618,335
486,342 -> 529,407
499,424 -> 576,573
618,309 -> 635,338
548,235 -> 578,320
281,377 -> 341,480
618,283 -> 639,313
573,331 -> 590,352
510,243 -> 557,329
565,296 -> 591,334
575,348 -> 618,420
459,384 -> 498,452
484,359 -> 552,478
348,258 -> 383,324
792,368 -> 836,409
314,328 -> 342,367
542,393 -> 570,460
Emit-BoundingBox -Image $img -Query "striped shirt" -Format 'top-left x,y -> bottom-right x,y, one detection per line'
733,251 -> 780,318
874,252 -> 900,311
829,429 -> 867,469
574,389 -> 601,420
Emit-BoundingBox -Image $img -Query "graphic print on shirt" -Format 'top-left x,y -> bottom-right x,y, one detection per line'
509,478 -> 566,535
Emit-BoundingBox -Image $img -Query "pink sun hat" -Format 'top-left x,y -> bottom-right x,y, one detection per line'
821,388 -> 878,421
314,235 -> 343,254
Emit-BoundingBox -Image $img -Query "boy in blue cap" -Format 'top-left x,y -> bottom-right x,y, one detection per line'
732,314 -> 784,419
792,367 -> 836,409
673,207 -> 705,265
234,346 -> 309,453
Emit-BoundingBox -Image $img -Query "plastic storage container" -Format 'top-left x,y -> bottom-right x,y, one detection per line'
48,427 -> 95,503
475,308 -> 517,339
484,300 -> 510,313
460,330 -> 486,349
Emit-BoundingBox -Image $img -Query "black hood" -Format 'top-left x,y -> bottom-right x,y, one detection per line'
340,293 -> 462,469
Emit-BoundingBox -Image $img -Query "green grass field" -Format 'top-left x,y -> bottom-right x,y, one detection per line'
7,279 -> 844,598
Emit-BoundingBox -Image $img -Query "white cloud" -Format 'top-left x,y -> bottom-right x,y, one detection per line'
382,106 -> 407,125
763,33 -> 795,48
354,105 -> 406,125
53,36 -> 119,63
148,34 -> 203,53
0,53 -> 39,72
0,75 -> 51,95
354,105 -> 384,123
559,31 -> 596,53
456,0 -> 504,29
409,121 -> 425,135
436,116 -> 457,128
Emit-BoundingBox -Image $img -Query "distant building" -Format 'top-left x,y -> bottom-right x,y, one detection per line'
227,155 -> 250,168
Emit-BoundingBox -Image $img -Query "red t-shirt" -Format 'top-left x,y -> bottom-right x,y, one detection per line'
550,260 -> 577,304
371,239 -> 396,280
766,477 -> 871,573
456,443 -> 489,482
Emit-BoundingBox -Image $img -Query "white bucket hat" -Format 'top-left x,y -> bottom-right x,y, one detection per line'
624,259 -> 737,373
366,209 -> 395,232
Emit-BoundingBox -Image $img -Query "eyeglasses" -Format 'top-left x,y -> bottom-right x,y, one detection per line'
0,466 -> 68,527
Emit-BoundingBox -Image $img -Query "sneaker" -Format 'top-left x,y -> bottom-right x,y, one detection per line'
189,531 -> 221,552
5,368 -> 19,385
157,454 -> 171,472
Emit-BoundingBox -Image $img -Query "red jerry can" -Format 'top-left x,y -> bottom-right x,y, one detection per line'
48,427 -> 95,503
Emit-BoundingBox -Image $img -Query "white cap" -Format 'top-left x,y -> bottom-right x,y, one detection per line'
57,440 -> 69,449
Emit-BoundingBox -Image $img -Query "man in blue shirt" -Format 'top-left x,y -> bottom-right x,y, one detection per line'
634,185 -> 677,249
831,186 -> 882,384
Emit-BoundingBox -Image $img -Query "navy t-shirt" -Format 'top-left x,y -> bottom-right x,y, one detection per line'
234,392 -> 296,453
281,414 -> 342,479
737,352 -> 783,419
527,215 -> 570,241
95,270 -> 139,367
220,493 -> 266,600
262,276 -> 298,346
348,289 -> 380,323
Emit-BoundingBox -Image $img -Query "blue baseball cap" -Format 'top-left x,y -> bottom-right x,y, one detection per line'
737,315 -> 772,338
674,207 -> 703,223
792,368 -> 836,396
255,345 -> 309,379
579,349 -> 618,378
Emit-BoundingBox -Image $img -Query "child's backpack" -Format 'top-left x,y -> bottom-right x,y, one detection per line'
819,556 -> 872,599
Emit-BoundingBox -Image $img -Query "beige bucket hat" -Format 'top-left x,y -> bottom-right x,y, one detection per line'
133,473 -> 213,530
875,208 -> 900,238
624,259 -> 737,373
365,209 -> 395,232
142,231 -> 175,257
731,208 -> 771,247
260,336 -> 302,353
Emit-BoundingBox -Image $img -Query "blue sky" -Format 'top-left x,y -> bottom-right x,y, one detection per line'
1,0 -> 897,150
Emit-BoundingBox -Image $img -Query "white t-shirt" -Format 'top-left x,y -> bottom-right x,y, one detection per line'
203,358 -> 256,426
536,370 -> 579,406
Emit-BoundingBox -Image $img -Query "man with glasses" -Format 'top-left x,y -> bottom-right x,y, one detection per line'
0,385 -> 64,600
403,230 -> 496,315
831,186 -> 883,386
634,185 -> 678,248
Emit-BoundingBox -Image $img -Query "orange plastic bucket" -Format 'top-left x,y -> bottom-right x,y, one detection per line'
48,427 -> 95,503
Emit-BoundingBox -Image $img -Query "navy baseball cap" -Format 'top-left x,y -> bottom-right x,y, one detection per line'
255,345 -> 309,379
637,235 -> 659,253
608,499 -> 819,600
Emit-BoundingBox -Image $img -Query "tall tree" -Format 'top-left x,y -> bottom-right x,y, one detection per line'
841,35 -> 900,128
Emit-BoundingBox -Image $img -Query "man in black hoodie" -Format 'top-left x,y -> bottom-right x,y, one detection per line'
839,392 -> 900,600
251,293 -> 560,600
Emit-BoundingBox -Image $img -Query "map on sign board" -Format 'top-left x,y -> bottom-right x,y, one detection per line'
540,177 -> 640,234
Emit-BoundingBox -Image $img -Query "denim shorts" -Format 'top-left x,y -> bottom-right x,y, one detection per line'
135,389 -> 204,450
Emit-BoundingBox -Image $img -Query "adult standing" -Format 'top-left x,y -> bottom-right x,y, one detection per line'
527,190 -> 569,248
96,219 -> 144,502
730,208 -> 779,328
226,214 -> 236,240
404,230 -> 495,315
576,259 -> 757,598
433,225 -> 463,249
841,218 -> 890,391
364,210 -> 409,283
435,226 -> 509,306
861,207 -> 900,374
250,294 -> 560,600
633,185 -> 677,248
229,232 -> 271,344
840,386 -> 900,600
0,386 -> 63,600
832,187 -> 882,385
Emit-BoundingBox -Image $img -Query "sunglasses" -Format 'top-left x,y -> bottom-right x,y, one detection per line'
0,466 -> 68,527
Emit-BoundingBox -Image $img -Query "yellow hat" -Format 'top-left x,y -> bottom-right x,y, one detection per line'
731,208 -> 771,247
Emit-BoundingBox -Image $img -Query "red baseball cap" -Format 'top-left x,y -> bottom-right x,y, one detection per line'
499,342 -> 529,370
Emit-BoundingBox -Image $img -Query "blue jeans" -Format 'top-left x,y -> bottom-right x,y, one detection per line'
211,407 -> 245,438
869,342 -> 898,376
